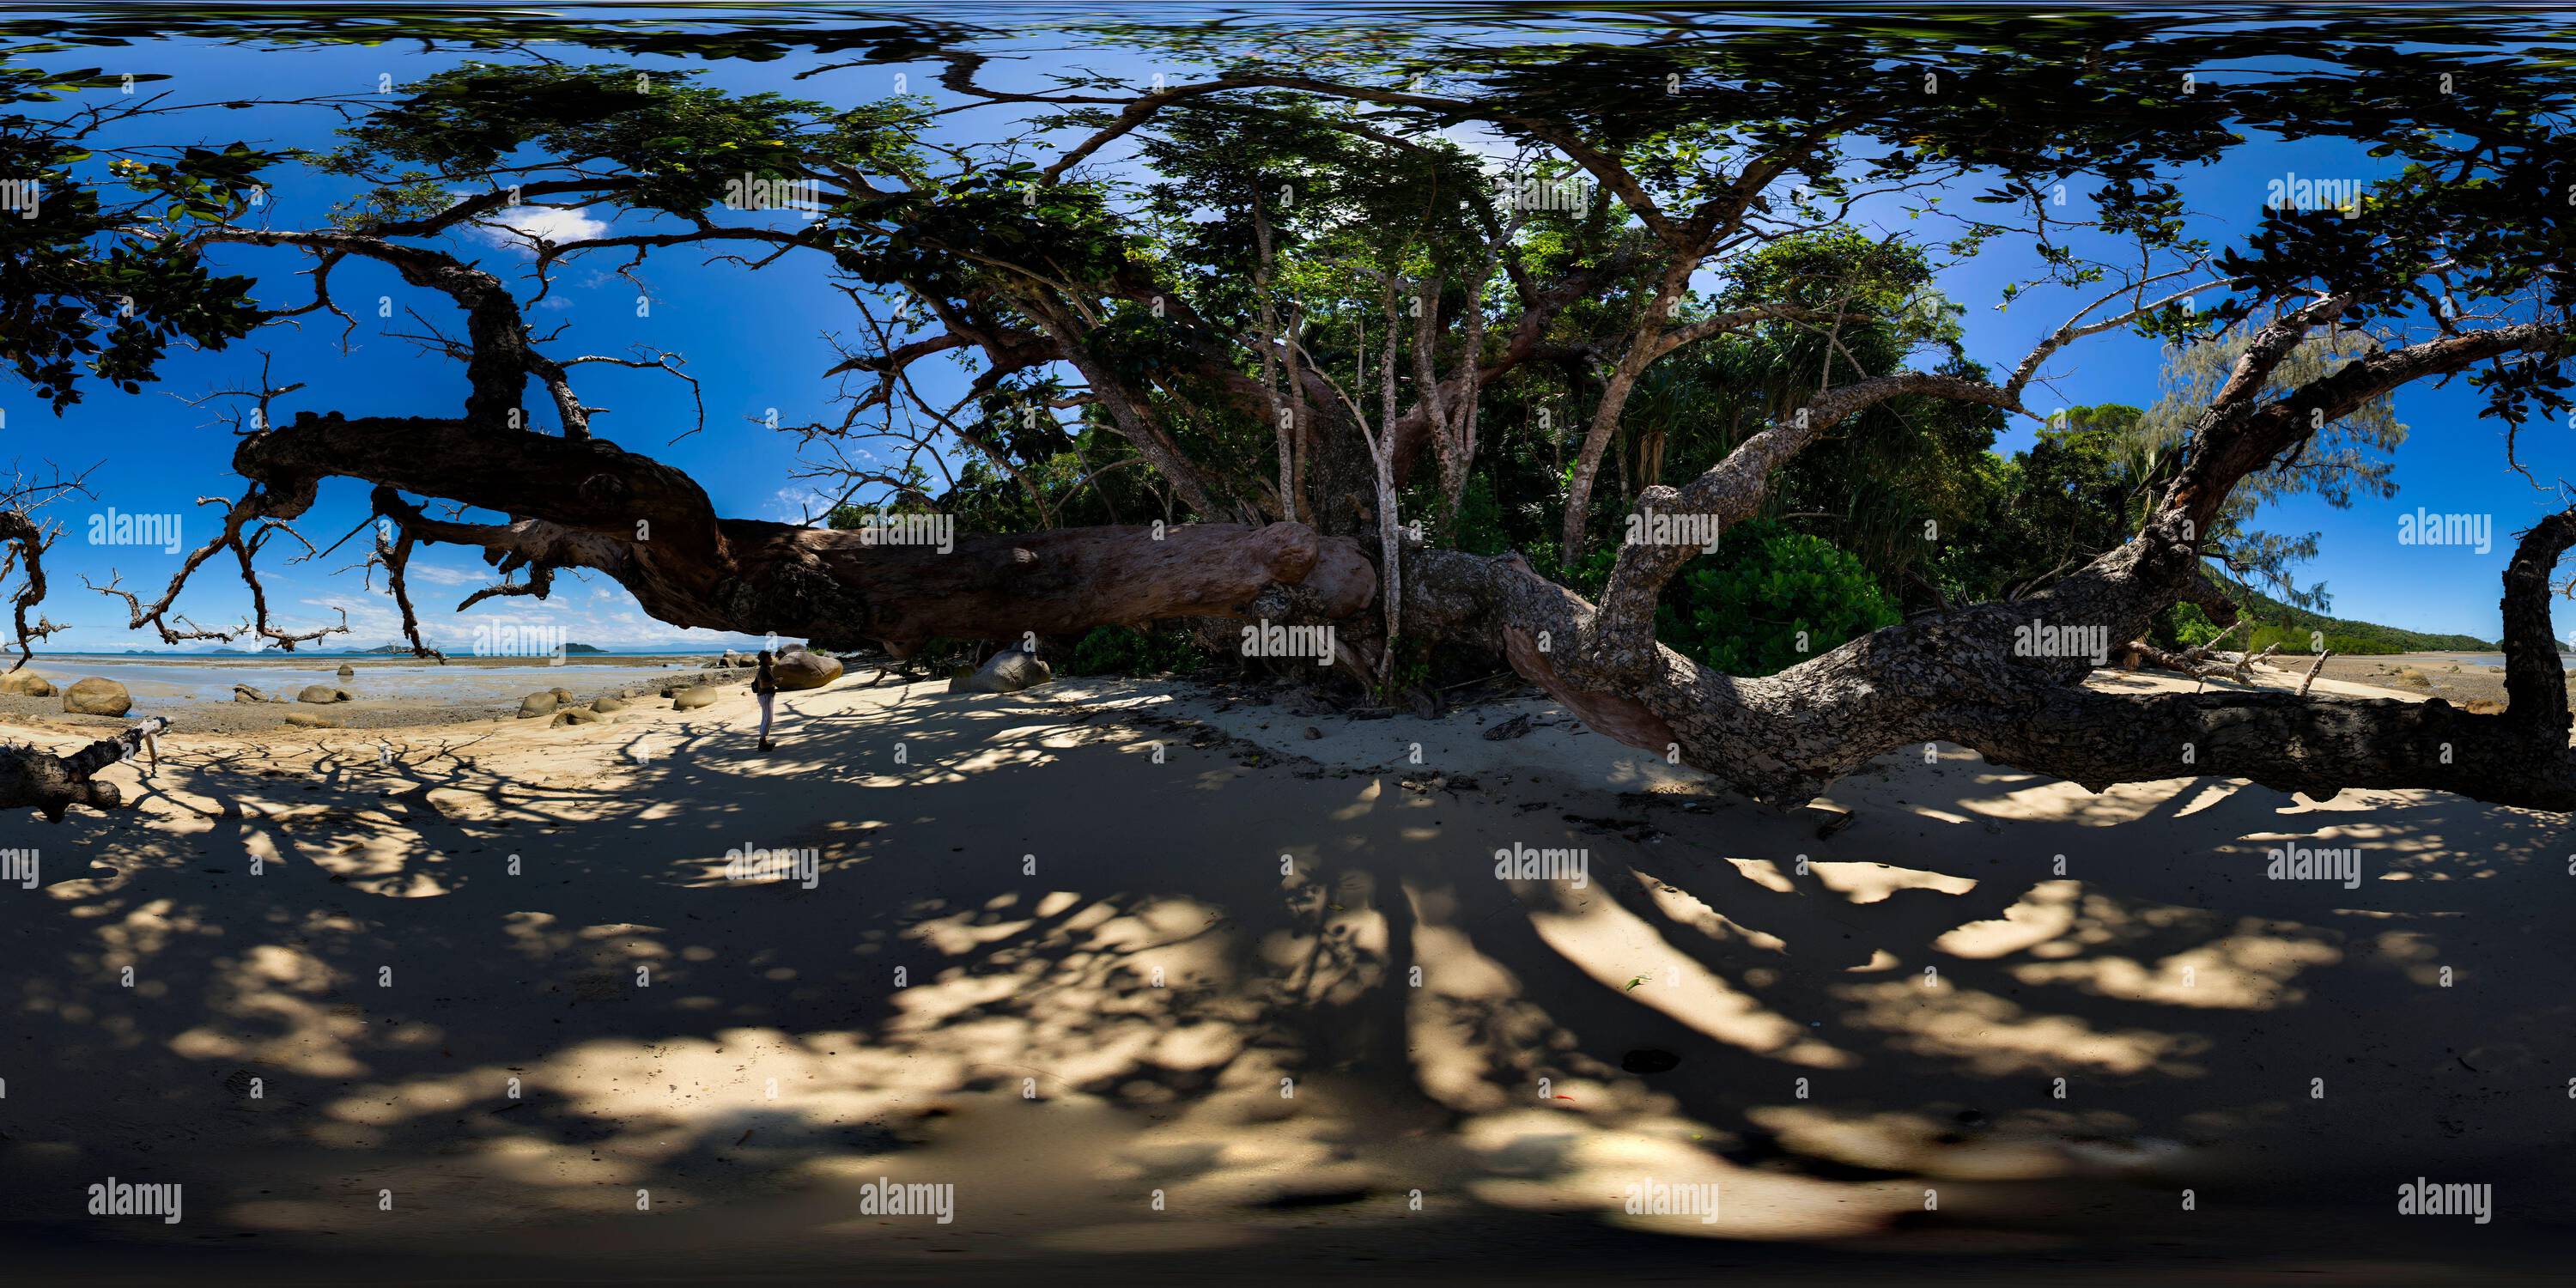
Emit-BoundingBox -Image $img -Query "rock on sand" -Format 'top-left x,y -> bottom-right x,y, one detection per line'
772,649 -> 843,690
63,677 -> 131,715
1,668 -> 57,697
949,649 -> 1052,695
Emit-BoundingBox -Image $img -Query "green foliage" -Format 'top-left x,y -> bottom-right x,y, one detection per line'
0,52 -> 267,408
1930,413 -> 2160,604
1443,473 -> 1513,556
3,12 -> 2559,669
2227,586 -> 2494,654
320,64 -> 853,216
2154,602 -> 2224,649
1657,520 -> 1901,677
1063,625 -> 1206,677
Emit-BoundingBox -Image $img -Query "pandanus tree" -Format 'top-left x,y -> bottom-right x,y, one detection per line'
2,9 -> 2574,818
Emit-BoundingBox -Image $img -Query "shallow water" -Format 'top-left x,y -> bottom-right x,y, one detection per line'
17,654 -> 704,706
2433,655 -> 2567,670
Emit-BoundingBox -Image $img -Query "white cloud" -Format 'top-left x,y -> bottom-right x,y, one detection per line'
472,205 -> 611,252
769,486 -> 835,525
404,562 -> 487,587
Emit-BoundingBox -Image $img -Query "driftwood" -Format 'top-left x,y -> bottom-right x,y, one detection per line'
2116,619 -> 2293,690
2299,649 -> 2336,697
0,734 -> 131,821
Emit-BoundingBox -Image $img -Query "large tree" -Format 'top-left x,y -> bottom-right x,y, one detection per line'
3,9 -> 2573,819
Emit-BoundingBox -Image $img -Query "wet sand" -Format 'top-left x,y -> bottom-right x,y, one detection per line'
0,657 -> 743,734
2312,652 -> 2526,709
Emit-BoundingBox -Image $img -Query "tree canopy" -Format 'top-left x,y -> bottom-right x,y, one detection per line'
3,6 -> 2575,818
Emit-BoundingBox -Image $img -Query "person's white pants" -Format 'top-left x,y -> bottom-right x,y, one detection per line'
756,692 -> 775,740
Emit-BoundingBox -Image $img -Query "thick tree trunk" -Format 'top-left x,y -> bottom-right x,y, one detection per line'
198,265 -> 2574,824
0,736 -> 132,822
237,411 -> 1374,655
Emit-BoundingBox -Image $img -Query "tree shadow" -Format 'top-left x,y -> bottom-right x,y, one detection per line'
1,688 -> 2569,1279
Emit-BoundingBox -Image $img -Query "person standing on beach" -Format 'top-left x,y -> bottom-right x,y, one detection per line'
752,649 -> 778,751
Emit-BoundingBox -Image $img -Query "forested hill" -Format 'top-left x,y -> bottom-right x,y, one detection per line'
2230,587 -> 2502,654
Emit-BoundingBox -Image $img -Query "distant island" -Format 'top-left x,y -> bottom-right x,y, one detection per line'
346,641 -> 608,655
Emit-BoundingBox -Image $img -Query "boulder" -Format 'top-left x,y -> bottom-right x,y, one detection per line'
336,663 -> 355,678
63,677 -> 131,716
297,685 -> 351,704
719,649 -> 747,669
232,683 -> 274,703
550,686 -> 576,704
592,696 -> 629,714
516,690 -> 562,719
671,686 -> 724,711
0,668 -> 57,697
949,649 -> 1052,696
771,649 -> 843,691
281,711 -> 337,728
553,707 -> 606,726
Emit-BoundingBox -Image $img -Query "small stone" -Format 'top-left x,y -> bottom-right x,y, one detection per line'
1620,1048 -> 1680,1074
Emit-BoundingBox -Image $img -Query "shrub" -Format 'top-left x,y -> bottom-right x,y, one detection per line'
1062,624 -> 1206,677
1657,519 -> 1901,677
2154,602 -> 2225,648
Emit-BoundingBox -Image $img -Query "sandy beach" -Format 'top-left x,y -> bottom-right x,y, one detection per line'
2309,652 -> 2545,710
0,654 -> 740,734
2,663 -> 2569,1282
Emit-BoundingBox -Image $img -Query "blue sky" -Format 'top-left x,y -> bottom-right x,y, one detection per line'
7,21 -> 2565,652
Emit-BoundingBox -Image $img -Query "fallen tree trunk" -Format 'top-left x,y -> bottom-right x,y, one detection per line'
239,413 -> 1375,654
0,736 -> 133,822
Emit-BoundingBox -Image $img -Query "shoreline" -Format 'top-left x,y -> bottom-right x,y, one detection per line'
0,648 -> 2478,739
0,664 -> 747,735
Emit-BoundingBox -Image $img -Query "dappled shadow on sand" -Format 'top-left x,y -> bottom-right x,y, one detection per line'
3,682 -> 2573,1279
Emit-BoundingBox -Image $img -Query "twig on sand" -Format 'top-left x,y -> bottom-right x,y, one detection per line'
2298,649 -> 2335,697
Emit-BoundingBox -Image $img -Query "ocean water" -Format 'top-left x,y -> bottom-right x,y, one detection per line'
14,653 -> 709,707
2443,655 -> 2573,670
